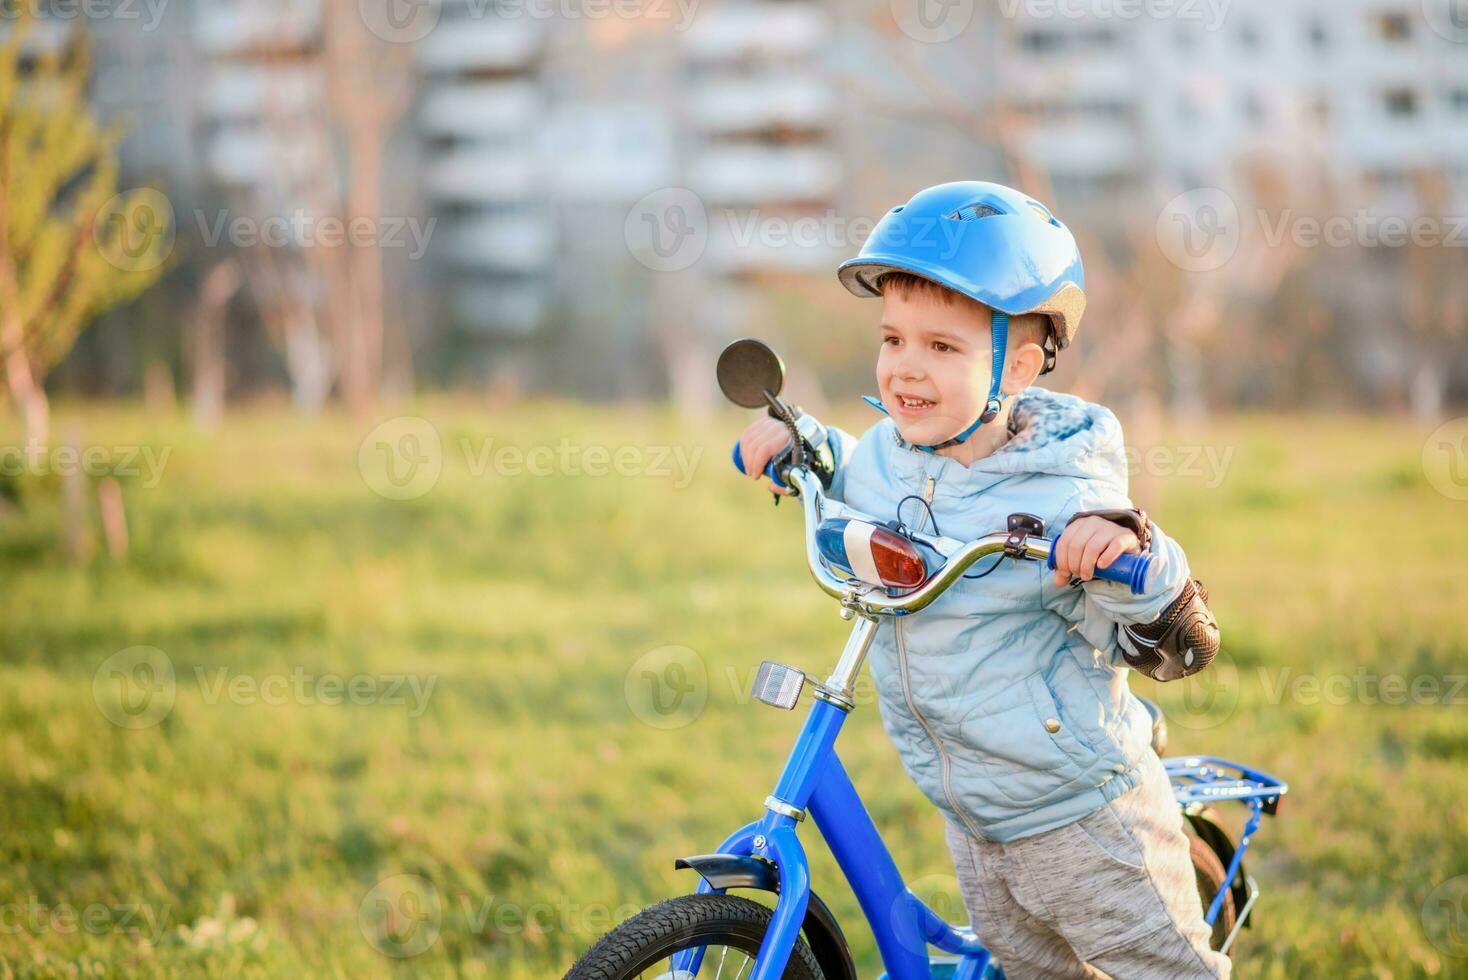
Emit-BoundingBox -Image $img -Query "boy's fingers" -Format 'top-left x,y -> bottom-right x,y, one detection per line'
739,437 -> 762,479
1096,534 -> 1138,570
1079,532 -> 1111,581
1052,528 -> 1086,584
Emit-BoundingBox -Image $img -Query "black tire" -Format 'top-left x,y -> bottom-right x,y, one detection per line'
1188,834 -> 1237,954
566,894 -> 826,980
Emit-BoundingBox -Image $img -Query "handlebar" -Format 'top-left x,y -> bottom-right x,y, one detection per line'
743,458 -> 1151,617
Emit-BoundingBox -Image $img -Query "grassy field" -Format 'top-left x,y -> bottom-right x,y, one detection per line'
0,400 -> 1465,978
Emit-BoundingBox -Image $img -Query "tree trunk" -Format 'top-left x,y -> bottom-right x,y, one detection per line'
2,307 -> 49,449
284,312 -> 333,414
1409,358 -> 1446,422
191,260 -> 241,431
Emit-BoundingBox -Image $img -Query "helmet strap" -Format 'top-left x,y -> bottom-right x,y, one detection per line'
862,311 -> 1010,454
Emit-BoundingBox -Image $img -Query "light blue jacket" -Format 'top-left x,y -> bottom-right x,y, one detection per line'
824,388 -> 1192,843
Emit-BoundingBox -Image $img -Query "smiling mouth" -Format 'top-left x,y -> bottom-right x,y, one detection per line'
895,395 -> 936,411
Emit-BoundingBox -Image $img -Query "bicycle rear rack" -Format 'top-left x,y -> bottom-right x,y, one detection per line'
1166,755 -> 1288,814
1166,755 -> 1287,950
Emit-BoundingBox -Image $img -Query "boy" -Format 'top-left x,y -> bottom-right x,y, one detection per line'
737,181 -> 1227,978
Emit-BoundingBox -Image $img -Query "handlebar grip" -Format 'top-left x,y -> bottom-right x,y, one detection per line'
731,442 -> 788,489
1047,540 -> 1153,595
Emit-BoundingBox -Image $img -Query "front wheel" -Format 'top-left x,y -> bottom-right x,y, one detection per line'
566,894 -> 826,980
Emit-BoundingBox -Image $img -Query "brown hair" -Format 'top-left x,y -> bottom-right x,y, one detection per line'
879,271 -> 1052,350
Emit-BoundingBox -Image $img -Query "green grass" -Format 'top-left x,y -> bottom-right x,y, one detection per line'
0,401 -> 1465,978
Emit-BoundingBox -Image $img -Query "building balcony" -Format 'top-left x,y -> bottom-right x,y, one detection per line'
203,126 -> 326,190
687,147 -> 840,206
201,65 -> 323,121
684,3 -> 829,63
438,213 -> 556,272
195,1 -> 320,57
419,81 -> 541,137
1020,121 -> 1139,176
705,217 -> 844,274
424,146 -> 542,203
1002,55 -> 1139,104
686,76 -> 835,135
417,17 -> 545,73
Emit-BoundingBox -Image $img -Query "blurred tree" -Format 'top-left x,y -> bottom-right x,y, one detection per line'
1403,171 -> 1468,420
225,0 -> 413,418
0,12 -> 169,447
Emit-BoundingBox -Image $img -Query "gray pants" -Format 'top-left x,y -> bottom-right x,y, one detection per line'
944,752 -> 1230,979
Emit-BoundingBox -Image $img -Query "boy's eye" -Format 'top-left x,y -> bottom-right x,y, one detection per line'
932,341 -> 952,352
883,336 -> 900,347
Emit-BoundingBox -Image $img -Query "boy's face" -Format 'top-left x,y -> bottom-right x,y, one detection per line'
876,287 -> 997,448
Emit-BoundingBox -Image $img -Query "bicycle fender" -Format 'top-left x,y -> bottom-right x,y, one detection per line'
676,853 -> 858,980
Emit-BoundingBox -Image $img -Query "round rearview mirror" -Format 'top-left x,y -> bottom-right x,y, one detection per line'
716,339 -> 785,409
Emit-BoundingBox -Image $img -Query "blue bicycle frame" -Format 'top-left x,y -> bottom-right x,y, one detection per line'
662,465 -> 1285,979
675,617 -> 997,980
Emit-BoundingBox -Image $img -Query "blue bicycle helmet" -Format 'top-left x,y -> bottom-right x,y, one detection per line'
838,181 -> 1086,452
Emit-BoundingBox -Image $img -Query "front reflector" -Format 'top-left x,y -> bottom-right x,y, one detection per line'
815,518 -> 931,590
751,661 -> 805,710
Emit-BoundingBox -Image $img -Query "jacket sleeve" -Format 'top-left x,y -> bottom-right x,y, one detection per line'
821,425 -> 860,503
1041,485 -> 1194,656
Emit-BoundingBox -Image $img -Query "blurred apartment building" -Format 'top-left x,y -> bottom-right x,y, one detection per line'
68,0 -> 1468,395
997,0 -> 1468,212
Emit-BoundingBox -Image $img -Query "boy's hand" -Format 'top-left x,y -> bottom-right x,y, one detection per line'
1052,516 -> 1142,586
738,417 -> 795,496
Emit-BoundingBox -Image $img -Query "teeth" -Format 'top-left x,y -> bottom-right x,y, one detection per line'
900,397 -> 932,408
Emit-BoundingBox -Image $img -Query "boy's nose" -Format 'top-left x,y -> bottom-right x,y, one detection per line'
897,358 -> 925,381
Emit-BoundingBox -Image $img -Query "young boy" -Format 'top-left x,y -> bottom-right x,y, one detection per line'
737,181 -> 1227,979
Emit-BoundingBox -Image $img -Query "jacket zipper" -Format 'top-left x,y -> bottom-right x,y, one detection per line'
895,617 -> 986,840
902,469 -> 984,837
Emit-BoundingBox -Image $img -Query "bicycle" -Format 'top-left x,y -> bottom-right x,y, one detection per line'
567,340 -> 1287,979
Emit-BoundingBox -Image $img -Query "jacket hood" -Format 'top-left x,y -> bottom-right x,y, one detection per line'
883,387 -> 1130,495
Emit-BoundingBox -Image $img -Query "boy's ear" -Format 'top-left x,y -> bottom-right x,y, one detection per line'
1001,341 -> 1047,395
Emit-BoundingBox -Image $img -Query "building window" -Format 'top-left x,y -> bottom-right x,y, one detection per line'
1310,93 -> 1331,126
1383,88 -> 1418,118
1242,91 -> 1264,123
1306,18 -> 1329,50
1377,11 -> 1412,41
1019,30 -> 1064,54
1448,88 -> 1468,113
